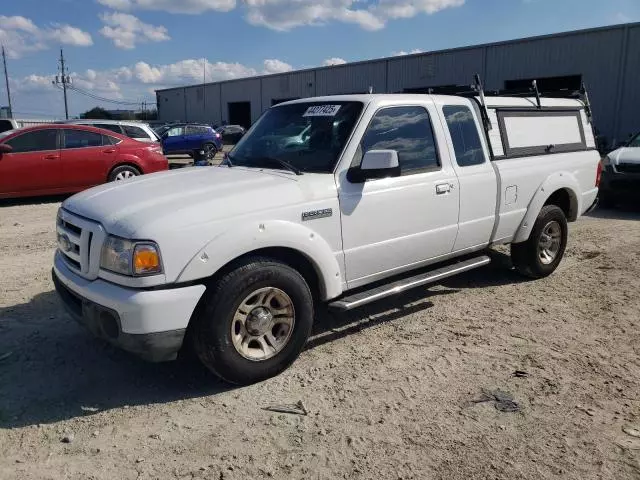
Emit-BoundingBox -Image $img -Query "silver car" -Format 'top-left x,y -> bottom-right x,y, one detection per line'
63,119 -> 160,143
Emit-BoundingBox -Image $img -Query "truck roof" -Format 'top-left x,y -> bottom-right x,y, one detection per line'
279,94 -> 585,109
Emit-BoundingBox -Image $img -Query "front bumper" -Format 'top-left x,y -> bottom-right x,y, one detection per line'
600,169 -> 640,195
53,252 -> 206,362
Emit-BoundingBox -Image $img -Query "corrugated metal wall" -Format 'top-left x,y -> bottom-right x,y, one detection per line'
617,24 -> 640,143
157,88 -> 186,122
260,70 -> 315,110
387,48 -> 485,92
315,61 -> 387,95
157,23 -> 639,147
484,27 -> 626,145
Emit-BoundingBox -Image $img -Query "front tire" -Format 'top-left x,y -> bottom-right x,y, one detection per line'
108,165 -> 140,182
191,257 -> 313,385
511,205 -> 568,279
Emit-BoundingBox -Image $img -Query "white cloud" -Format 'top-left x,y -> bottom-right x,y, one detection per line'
243,0 -> 463,30
49,25 -> 94,47
243,0 -> 385,31
97,0 -> 236,14
323,57 -> 347,66
0,15 -> 93,58
99,12 -> 170,49
392,48 -> 423,56
262,59 -> 293,74
99,0 -> 465,30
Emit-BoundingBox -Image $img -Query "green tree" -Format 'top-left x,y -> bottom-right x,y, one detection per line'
80,107 -> 112,120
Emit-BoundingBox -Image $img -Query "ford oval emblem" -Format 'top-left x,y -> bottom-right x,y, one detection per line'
59,234 -> 72,253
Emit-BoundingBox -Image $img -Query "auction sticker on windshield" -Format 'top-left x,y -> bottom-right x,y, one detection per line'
303,105 -> 341,117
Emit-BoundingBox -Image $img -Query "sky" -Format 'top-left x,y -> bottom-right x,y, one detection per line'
0,0 -> 638,118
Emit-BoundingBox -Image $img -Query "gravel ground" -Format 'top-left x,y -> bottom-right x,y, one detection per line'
0,198 -> 639,480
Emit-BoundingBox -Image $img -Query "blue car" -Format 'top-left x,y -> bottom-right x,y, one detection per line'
161,124 -> 223,161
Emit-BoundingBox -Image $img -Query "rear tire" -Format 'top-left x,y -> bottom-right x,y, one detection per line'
201,142 -> 217,162
191,257 -> 313,385
511,205 -> 568,279
108,165 -> 140,182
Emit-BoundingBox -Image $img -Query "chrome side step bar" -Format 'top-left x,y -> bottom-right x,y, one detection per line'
329,255 -> 491,311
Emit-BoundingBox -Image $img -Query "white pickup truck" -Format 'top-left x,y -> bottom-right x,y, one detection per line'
53,90 -> 600,384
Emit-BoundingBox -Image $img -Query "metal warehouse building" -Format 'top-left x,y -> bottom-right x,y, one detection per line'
156,22 -> 640,148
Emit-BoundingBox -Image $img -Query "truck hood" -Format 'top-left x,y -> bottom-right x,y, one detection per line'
608,147 -> 640,166
63,166 -> 332,238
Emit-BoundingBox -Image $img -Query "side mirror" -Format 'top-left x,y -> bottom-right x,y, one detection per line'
0,144 -> 12,155
348,149 -> 400,183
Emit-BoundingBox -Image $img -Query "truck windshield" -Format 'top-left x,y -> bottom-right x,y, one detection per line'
228,101 -> 364,174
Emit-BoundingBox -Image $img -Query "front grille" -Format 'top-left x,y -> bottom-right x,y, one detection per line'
56,209 -> 106,280
617,163 -> 640,174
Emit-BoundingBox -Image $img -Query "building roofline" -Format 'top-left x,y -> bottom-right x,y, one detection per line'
156,21 -> 640,94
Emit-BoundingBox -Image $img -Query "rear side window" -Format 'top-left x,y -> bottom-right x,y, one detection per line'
361,106 -> 439,174
166,127 -> 183,137
6,129 -> 58,153
443,105 -> 486,166
496,109 -> 587,157
95,124 -> 123,134
629,133 -> 640,148
63,129 -> 104,149
123,125 -> 150,139
103,135 -> 121,145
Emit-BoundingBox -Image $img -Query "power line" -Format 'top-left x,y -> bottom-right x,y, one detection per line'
68,84 -> 154,106
53,83 -> 154,108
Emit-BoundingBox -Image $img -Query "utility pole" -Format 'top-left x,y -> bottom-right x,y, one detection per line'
202,57 -> 207,122
53,49 -> 70,119
1,46 -> 13,118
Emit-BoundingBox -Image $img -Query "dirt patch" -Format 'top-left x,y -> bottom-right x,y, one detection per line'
1,199 -> 639,479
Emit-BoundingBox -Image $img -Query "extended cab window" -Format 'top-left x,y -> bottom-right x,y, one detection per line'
443,105 -> 486,166
361,106 -> 439,174
5,129 -> 58,153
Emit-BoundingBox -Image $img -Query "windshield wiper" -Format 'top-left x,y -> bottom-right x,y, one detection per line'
224,152 -> 235,167
256,157 -> 303,176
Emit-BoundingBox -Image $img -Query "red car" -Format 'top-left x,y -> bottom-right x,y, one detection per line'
0,124 -> 168,199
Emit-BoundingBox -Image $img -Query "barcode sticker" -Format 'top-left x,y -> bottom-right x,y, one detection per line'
303,105 -> 341,117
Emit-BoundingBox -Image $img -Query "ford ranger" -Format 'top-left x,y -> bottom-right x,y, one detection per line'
53,90 -> 601,385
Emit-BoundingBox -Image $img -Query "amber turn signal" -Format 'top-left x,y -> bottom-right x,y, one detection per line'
133,244 -> 161,275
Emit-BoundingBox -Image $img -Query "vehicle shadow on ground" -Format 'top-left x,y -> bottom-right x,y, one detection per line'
0,194 -> 69,207
0,253 -> 524,429
587,203 -> 640,221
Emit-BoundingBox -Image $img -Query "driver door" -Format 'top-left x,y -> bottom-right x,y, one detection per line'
338,101 -> 460,287
0,128 -> 62,196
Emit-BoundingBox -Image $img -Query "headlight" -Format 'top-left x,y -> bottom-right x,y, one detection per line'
100,236 -> 162,276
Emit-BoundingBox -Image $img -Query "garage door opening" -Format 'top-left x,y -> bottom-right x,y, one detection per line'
228,102 -> 251,129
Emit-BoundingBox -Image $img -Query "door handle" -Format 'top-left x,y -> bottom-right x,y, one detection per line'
43,154 -> 59,160
436,183 -> 451,194
102,149 -> 116,154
